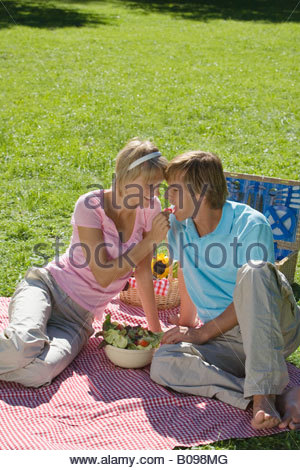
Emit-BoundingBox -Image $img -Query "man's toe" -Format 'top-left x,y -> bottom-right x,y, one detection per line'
289,419 -> 300,430
252,410 -> 265,427
252,411 -> 270,429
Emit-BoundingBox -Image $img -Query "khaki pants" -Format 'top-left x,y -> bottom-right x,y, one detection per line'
0,267 -> 94,387
150,262 -> 300,409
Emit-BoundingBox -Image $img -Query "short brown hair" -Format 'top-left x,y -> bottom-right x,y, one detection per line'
115,138 -> 168,191
165,151 -> 228,209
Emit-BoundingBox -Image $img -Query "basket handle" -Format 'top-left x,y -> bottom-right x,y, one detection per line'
168,260 -> 174,280
167,245 -> 175,280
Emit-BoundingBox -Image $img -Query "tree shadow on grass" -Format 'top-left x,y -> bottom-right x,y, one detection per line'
2,1 -> 299,26
0,0 -> 113,29
117,0 -> 300,23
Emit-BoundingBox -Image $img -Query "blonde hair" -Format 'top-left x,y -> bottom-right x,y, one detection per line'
115,138 -> 168,192
165,151 -> 228,209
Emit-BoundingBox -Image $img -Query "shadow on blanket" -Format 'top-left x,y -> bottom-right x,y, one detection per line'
0,296 -> 299,450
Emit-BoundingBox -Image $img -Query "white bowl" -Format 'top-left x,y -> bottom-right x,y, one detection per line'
104,344 -> 156,368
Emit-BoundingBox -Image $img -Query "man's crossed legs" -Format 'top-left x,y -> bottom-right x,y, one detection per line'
151,262 -> 300,430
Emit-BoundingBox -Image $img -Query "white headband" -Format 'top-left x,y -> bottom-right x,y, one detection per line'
128,151 -> 161,171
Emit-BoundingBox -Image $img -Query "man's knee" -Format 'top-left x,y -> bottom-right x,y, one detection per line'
238,260 -> 272,274
236,260 -> 276,286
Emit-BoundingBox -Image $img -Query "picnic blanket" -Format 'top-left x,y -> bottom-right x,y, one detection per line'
0,295 -> 299,450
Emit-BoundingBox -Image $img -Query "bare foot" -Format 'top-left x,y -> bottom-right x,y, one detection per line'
168,313 -> 180,326
251,394 -> 281,429
277,386 -> 300,430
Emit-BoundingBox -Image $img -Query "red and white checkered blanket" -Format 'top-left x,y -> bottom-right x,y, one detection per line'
0,296 -> 299,450
129,277 -> 169,295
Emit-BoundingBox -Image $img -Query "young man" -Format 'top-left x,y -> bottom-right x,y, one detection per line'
150,151 -> 300,430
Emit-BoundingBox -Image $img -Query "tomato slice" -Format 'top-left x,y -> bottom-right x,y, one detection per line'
163,207 -> 175,214
137,339 -> 149,347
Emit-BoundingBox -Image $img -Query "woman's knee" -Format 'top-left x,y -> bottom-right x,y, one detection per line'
13,358 -> 57,388
0,328 -> 47,371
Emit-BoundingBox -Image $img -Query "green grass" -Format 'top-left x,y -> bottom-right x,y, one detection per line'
0,0 -> 300,450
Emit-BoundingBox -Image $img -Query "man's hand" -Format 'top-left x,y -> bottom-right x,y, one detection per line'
161,325 -> 205,345
162,303 -> 238,346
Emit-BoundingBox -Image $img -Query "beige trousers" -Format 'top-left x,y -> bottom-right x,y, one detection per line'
150,262 -> 300,409
0,267 -> 94,387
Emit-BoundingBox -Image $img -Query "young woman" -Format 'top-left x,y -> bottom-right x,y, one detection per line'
0,138 -> 169,388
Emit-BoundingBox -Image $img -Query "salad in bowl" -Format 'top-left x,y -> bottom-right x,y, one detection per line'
95,314 -> 164,368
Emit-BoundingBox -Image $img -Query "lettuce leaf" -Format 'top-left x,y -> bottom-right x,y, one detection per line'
99,314 -> 163,350
103,329 -> 128,349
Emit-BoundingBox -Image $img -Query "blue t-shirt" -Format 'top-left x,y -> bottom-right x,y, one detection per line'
167,201 -> 275,323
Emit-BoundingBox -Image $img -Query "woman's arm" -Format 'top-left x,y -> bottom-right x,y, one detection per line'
77,212 -> 169,289
134,241 -> 161,333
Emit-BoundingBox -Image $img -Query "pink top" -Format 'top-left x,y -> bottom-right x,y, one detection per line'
46,189 -> 161,319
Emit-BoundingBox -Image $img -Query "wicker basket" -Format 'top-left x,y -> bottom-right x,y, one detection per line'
225,171 -> 300,284
275,251 -> 299,285
119,262 -> 180,310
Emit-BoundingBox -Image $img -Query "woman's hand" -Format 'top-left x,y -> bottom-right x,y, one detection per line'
146,212 -> 170,245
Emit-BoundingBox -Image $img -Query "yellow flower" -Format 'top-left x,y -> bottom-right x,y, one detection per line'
151,254 -> 170,279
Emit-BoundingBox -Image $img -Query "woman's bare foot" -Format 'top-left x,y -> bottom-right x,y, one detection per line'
277,386 -> 300,430
251,394 -> 281,429
168,312 -> 180,326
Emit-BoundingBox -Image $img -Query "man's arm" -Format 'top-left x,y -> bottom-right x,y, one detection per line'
169,264 -> 198,327
161,301 -> 238,345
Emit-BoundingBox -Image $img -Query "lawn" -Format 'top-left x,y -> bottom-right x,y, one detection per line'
0,0 -> 299,450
